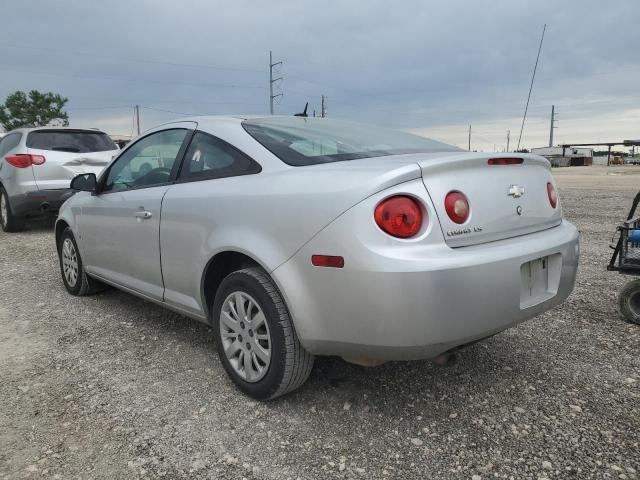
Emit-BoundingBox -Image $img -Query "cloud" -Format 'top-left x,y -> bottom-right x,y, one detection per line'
0,0 -> 638,150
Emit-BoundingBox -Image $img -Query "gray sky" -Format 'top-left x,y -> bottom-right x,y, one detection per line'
1,0 -> 638,151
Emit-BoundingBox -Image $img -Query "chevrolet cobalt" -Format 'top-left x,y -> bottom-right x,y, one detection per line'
55,116 -> 579,399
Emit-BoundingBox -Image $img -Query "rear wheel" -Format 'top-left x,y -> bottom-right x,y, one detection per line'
212,267 -> 314,400
619,279 -> 640,325
58,227 -> 103,296
0,186 -> 25,232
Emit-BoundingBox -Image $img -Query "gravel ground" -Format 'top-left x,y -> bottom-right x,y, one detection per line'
1,166 -> 639,480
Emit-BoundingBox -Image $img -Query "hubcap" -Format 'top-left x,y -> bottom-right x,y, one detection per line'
61,238 -> 79,287
0,193 -> 7,227
219,291 -> 271,383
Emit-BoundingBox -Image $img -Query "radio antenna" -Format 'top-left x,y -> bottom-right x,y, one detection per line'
516,24 -> 546,151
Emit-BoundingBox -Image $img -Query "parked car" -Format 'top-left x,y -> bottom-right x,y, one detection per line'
0,127 -> 119,231
55,116 -> 579,400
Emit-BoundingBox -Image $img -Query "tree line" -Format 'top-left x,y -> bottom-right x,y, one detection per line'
0,90 -> 68,131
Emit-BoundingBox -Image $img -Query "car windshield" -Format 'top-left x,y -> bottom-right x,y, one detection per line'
27,130 -> 117,153
242,117 -> 460,166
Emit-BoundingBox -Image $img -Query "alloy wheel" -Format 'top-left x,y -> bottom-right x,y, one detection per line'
219,291 -> 272,382
61,238 -> 79,287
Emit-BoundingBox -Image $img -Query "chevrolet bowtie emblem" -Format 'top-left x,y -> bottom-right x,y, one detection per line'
508,185 -> 525,198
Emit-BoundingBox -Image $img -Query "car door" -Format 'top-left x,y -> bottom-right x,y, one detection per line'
78,126 -> 194,300
160,130 -> 262,317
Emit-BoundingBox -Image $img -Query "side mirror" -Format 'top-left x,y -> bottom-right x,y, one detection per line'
70,173 -> 97,192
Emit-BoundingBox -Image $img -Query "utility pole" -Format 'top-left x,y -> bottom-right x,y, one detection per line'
468,125 -> 471,151
506,129 -> 511,152
549,105 -> 557,147
321,95 -> 326,118
269,50 -> 283,115
135,105 -> 140,135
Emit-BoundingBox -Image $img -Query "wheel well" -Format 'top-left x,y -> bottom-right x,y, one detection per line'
202,251 -> 260,317
55,220 -> 69,251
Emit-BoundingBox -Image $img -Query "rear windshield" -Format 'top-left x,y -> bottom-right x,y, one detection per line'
27,130 -> 117,153
242,117 -> 460,166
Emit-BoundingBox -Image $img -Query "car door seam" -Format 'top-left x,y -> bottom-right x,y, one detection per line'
159,187 -> 171,301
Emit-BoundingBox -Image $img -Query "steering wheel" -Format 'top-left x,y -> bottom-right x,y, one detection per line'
133,167 -> 172,186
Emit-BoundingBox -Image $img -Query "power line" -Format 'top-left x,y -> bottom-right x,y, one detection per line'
0,43 -> 389,103
66,105 -> 131,111
0,66 -> 265,90
138,105 -> 208,116
0,43 -> 266,74
64,97 -> 264,109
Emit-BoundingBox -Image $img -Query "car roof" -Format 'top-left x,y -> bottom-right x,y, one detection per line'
6,126 -> 109,134
155,114 -> 293,125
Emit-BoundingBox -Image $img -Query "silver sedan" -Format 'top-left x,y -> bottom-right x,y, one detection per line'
55,116 -> 579,400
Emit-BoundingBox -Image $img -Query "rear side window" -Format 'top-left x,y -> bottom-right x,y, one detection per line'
179,131 -> 260,181
0,133 -> 22,156
26,130 -> 117,153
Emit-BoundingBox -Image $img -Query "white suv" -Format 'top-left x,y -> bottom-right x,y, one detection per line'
0,127 -> 119,231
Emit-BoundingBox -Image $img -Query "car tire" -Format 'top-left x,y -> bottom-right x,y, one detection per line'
619,279 -> 640,325
212,267 -> 314,400
58,227 -> 103,296
0,186 -> 25,232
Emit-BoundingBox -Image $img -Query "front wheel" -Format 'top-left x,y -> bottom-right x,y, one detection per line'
212,267 -> 314,400
58,227 -> 103,296
619,279 -> 640,325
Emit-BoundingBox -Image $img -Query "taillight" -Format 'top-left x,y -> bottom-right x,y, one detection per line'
5,154 -> 46,168
374,195 -> 423,238
444,191 -> 470,224
547,182 -> 558,208
488,157 -> 523,165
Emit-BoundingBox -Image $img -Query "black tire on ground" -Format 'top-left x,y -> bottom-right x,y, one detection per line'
619,279 -> 640,325
58,227 -> 104,296
0,186 -> 25,232
212,267 -> 314,400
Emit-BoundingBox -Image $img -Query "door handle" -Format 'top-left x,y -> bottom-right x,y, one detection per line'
134,211 -> 152,219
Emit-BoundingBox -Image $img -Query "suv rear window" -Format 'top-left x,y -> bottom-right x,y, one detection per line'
26,130 -> 117,153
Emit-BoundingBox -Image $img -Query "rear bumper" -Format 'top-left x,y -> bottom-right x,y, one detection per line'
11,189 -> 75,216
273,220 -> 579,361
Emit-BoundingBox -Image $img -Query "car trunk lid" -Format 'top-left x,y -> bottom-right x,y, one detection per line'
416,152 -> 561,247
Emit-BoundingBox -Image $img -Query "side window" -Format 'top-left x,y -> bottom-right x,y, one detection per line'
179,131 -> 260,181
0,133 -> 22,156
102,129 -> 187,192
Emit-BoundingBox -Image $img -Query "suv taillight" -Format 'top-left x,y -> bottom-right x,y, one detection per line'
374,195 -> 424,238
5,154 -> 46,168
